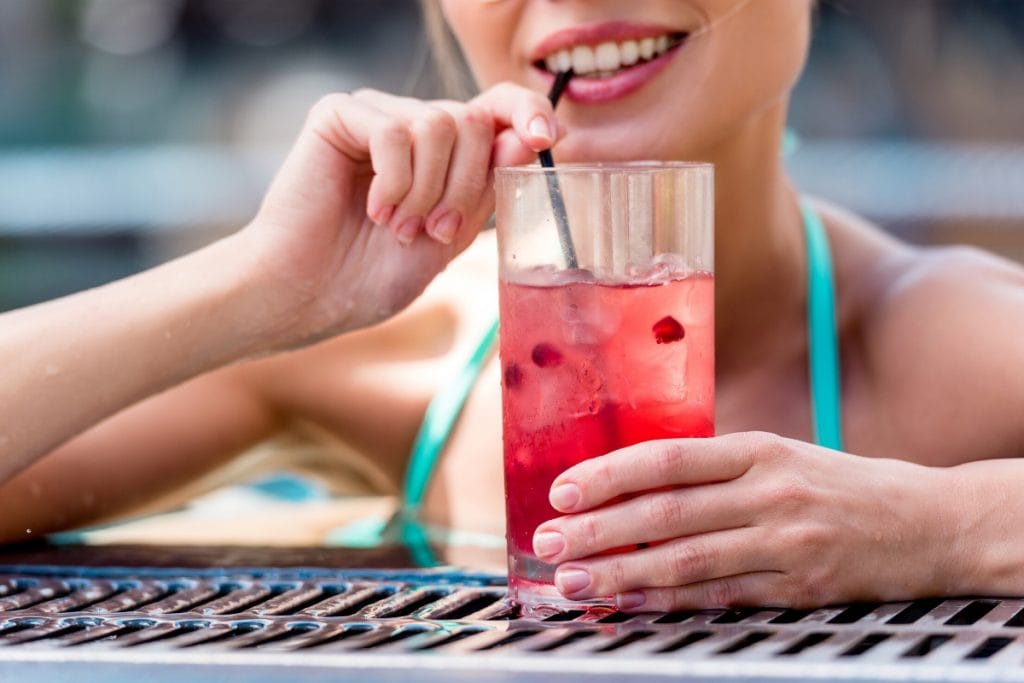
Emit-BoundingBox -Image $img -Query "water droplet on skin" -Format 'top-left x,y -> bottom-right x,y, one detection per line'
164,331 -> 172,340
44,364 -> 61,377
24,529 -> 31,534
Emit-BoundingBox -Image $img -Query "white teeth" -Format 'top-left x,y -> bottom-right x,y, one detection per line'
620,39 -> 640,66
555,49 -> 572,72
571,45 -> 595,74
544,33 -> 679,77
638,37 -> 656,60
594,41 -> 621,72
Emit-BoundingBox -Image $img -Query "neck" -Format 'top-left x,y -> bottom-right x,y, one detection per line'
703,102 -> 807,378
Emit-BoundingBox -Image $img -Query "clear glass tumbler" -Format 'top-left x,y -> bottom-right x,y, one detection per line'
495,162 -> 715,612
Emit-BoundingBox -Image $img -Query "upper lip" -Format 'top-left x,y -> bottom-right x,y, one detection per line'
530,21 -> 687,64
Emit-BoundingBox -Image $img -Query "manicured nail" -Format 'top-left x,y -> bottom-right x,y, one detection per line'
616,591 -> 646,611
396,216 -> 422,246
375,204 -> 396,225
533,531 -> 565,559
431,210 -> 462,245
528,116 -> 552,142
555,568 -> 591,596
549,483 -> 581,511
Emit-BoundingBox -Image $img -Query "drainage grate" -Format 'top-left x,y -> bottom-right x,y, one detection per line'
3,566 -> 1024,682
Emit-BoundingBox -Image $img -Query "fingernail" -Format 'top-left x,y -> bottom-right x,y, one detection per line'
528,116 -> 552,142
533,531 -> 565,559
396,216 -> 422,246
431,210 -> 462,245
550,483 -> 581,511
616,591 -> 646,611
555,568 -> 591,596
375,204 -> 396,225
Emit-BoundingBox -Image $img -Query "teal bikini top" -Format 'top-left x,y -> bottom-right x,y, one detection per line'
333,201 -> 843,561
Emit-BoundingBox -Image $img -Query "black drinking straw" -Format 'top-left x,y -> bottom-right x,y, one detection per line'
539,70 -> 578,270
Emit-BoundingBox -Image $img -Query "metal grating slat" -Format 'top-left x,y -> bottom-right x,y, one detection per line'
4,567 -> 1024,681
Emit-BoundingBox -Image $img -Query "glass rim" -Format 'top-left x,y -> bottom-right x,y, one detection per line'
495,160 -> 713,176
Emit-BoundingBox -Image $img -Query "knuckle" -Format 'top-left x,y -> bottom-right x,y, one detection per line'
670,540 -> 712,583
769,473 -> 813,510
748,431 -> 784,460
375,117 -> 413,147
577,514 -> 603,551
412,108 -> 457,139
780,522 -> 827,553
653,442 -> 684,481
350,87 -> 378,100
460,104 -> 495,136
647,493 -> 685,530
308,93 -> 347,122
796,570 -> 830,608
705,578 -> 743,608
589,460 -> 616,501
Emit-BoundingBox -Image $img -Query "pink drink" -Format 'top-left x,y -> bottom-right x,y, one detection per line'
499,269 -> 715,609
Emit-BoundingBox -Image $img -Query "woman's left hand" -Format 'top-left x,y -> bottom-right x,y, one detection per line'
532,432 -> 966,611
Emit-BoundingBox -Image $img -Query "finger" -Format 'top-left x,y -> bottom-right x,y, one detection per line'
422,101 -> 495,245
296,93 -> 413,224
535,482 -> 753,562
552,528 -> 768,600
353,91 -> 458,244
613,572 -> 788,612
551,433 -> 760,513
471,81 -> 560,152
492,128 -> 540,168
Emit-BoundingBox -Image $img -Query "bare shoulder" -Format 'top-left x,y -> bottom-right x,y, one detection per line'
822,200 -> 1024,463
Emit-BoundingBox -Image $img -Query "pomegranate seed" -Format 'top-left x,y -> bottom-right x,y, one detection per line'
504,362 -> 523,389
652,316 -> 685,344
531,343 -> 563,368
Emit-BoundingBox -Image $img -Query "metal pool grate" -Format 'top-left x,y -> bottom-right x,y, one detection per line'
3,567 -> 1024,682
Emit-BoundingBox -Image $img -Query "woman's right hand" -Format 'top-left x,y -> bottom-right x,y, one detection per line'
239,83 -> 562,352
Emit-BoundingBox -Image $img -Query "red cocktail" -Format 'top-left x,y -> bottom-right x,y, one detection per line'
499,269 -> 714,608
495,162 -> 715,610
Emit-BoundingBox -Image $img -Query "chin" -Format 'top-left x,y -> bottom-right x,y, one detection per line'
553,127 -> 685,164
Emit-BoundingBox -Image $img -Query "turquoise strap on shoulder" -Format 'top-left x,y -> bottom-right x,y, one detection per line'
402,318 -> 500,516
802,201 -> 844,451
394,317 -> 500,564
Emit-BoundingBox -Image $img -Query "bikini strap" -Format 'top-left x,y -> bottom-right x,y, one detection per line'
402,318 -> 500,519
802,200 -> 845,451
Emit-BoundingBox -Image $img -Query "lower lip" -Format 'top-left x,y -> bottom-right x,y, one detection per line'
536,42 -> 684,105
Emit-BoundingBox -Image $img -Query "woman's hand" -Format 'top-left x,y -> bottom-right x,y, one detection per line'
240,84 -> 561,350
532,432 -> 966,610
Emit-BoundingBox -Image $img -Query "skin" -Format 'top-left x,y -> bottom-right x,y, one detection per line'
2,0 -> 1024,610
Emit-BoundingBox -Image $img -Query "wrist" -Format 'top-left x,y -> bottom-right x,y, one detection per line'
198,229 -> 311,357
942,460 -> 1022,597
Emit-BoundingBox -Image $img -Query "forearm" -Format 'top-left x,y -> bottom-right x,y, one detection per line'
0,230 -> 286,481
947,458 -> 1024,596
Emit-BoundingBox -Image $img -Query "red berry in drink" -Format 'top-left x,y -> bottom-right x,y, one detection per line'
652,316 -> 685,344
531,343 -> 563,368
504,362 -> 524,389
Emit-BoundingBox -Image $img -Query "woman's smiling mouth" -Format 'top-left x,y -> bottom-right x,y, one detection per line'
536,32 -> 687,79
531,23 -> 689,103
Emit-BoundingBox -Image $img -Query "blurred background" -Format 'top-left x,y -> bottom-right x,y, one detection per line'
2,0 -> 1023,311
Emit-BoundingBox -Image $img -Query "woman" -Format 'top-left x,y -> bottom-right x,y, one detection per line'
2,0 -> 1023,611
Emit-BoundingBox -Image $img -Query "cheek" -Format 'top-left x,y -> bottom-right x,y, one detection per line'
701,3 -> 811,122
438,0 -> 520,87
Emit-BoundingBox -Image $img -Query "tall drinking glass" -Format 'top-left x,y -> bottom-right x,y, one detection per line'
495,162 -> 715,611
